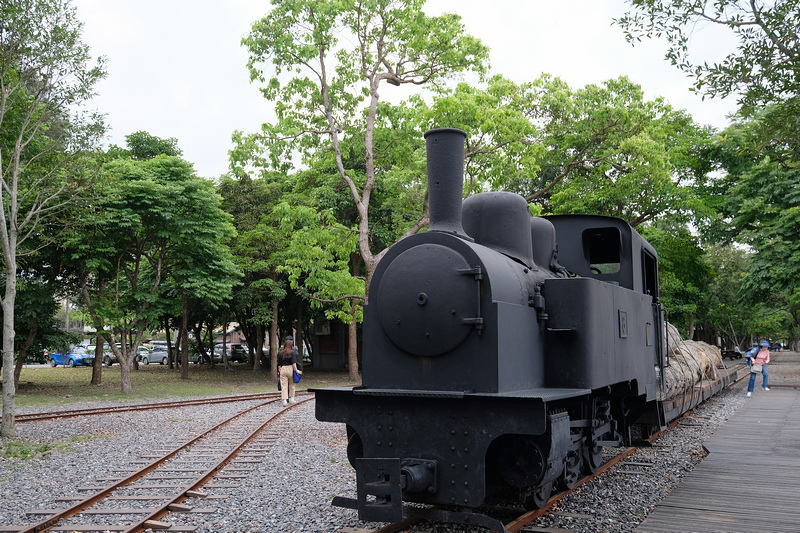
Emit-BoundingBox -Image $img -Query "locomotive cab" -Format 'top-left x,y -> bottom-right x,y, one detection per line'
544,214 -> 659,296
543,215 -> 666,400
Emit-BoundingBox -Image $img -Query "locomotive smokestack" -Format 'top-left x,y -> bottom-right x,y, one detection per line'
424,128 -> 469,237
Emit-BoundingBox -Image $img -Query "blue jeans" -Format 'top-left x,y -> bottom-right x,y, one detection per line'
748,365 -> 769,392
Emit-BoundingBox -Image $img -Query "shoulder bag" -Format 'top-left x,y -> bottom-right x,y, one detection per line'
751,363 -> 763,373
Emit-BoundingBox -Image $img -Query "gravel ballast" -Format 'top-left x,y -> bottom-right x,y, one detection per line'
0,358 -> 792,533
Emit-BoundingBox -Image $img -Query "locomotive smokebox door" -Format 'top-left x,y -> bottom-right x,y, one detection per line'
376,243 -> 479,356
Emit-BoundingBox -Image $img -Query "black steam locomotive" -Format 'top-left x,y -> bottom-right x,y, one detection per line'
314,128 -> 671,529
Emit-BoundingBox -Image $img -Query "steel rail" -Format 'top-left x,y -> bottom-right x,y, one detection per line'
14,396 -> 287,533
123,396 -> 316,533
7,392 -> 287,424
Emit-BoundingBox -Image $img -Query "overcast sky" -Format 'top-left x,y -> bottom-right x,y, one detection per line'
72,0 -> 738,179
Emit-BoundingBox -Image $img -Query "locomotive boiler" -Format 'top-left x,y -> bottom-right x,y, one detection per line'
313,128 -> 671,528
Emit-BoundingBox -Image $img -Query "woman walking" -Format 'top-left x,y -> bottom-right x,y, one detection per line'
747,340 -> 771,397
277,335 -> 302,406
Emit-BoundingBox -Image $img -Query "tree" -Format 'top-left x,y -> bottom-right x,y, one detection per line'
616,0 -> 800,109
702,243 -> 764,348
217,173 -> 287,377
421,75 -> 710,226
639,224 -> 714,339
238,0 -> 489,299
0,0 -> 105,437
70,154 -> 239,392
162,170 -> 240,380
725,158 -> 800,345
271,202 -> 363,379
110,130 -> 183,160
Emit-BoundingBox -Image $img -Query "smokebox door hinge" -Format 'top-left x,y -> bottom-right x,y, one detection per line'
458,265 -> 483,334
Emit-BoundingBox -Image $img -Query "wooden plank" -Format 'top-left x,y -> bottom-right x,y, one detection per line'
637,389 -> 800,533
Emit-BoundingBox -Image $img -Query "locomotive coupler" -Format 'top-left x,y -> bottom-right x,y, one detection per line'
336,457 -> 439,523
400,458 -> 438,494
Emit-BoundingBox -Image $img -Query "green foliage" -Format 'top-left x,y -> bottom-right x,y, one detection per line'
544,77 -> 707,225
422,75 -> 711,227
616,0 -> 800,109
701,103 -> 800,344
107,131 -> 183,160
218,173 -> 289,332
639,224 -> 714,333
13,279 -> 75,360
702,243 -> 753,343
65,151 -> 240,391
271,202 -> 363,324
238,0 -> 490,292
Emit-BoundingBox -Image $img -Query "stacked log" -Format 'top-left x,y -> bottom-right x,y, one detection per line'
663,323 -> 724,399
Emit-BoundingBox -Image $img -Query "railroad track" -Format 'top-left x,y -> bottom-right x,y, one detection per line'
1,395 -> 313,533
6,392 -> 287,424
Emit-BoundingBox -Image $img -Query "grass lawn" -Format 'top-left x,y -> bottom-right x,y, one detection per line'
13,364 -> 361,409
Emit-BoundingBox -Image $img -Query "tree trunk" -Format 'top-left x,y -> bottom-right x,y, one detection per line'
13,317 -> 37,390
270,299 -> 279,381
252,323 -> 262,374
165,319 -> 175,369
205,319 -> 215,368
1,262 -> 18,438
296,302 -> 304,368
105,331 -> 137,394
118,351 -> 134,394
222,316 -> 230,370
349,252 -> 362,380
192,322 -> 206,365
81,275 -> 108,386
348,304 -> 359,381
91,340 -> 104,384
180,292 -> 189,380
686,314 -> 695,341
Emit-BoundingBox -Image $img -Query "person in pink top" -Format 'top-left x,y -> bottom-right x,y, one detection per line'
747,340 -> 771,397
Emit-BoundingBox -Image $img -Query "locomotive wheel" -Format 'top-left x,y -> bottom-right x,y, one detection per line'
522,481 -> 553,510
496,437 -> 546,490
582,442 -> 603,474
559,449 -> 581,490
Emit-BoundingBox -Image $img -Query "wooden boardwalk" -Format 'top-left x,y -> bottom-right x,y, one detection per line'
637,387 -> 800,533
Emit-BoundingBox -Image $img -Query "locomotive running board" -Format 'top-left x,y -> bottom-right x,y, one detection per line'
332,496 -> 511,533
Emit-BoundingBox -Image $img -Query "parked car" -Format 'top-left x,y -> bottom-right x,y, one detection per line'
83,343 -> 119,366
177,351 -> 200,364
210,343 -> 246,363
85,344 -> 118,366
87,344 -> 148,365
229,343 -> 247,363
49,346 -> 94,367
145,347 -> 169,365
